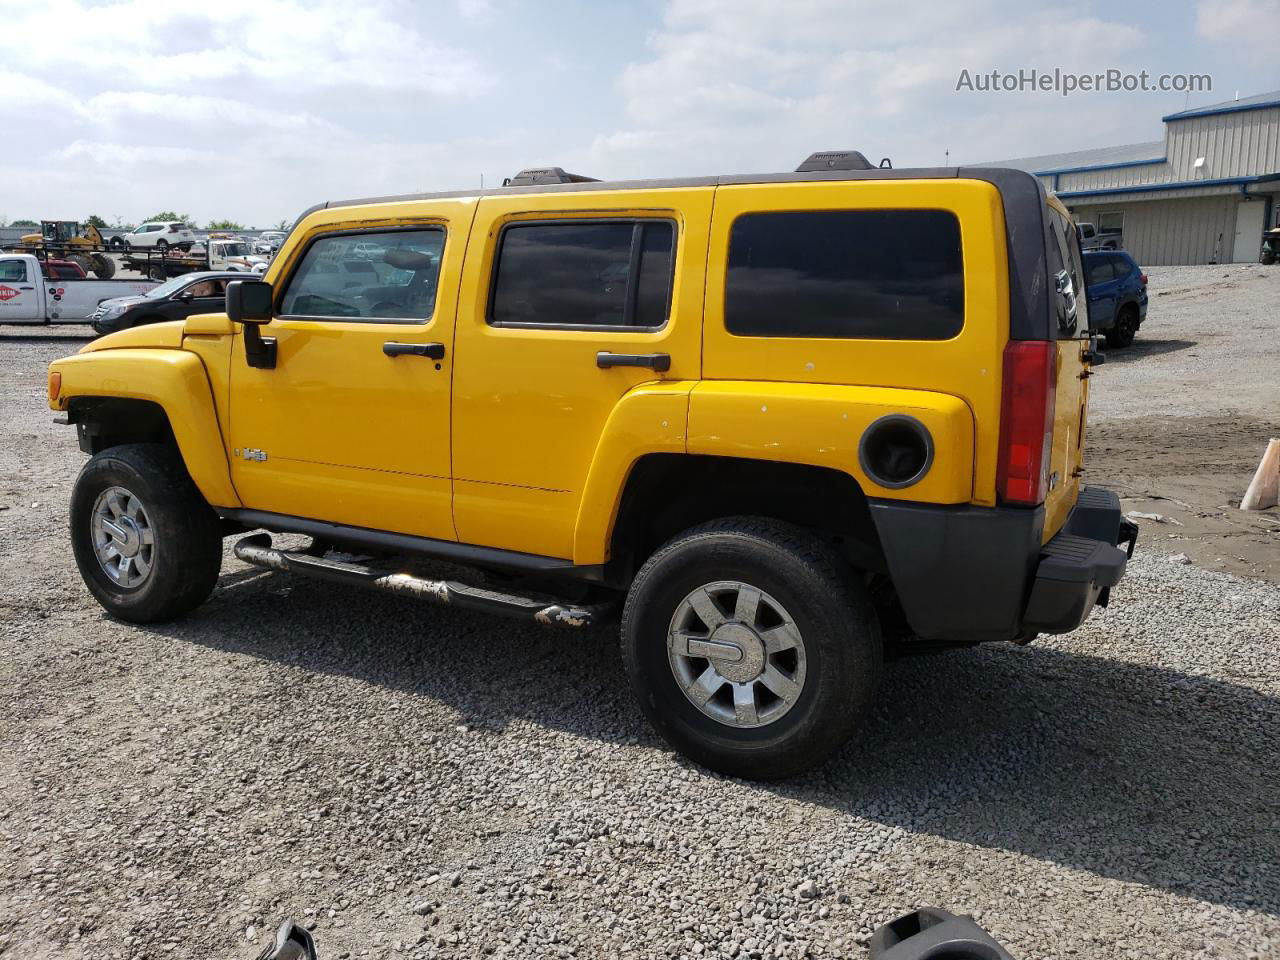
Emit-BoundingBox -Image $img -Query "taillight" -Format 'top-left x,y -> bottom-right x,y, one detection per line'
996,341 -> 1057,506
1139,273 -> 1148,285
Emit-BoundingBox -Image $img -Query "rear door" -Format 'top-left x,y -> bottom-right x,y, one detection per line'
1043,199 -> 1091,539
449,187 -> 712,559
0,257 -> 42,322
1084,253 -> 1117,330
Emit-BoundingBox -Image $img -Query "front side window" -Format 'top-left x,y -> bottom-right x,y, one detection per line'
279,228 -> 445,321
0,260 -> 28,282
489,220 -> 674,328
725,210 -> 964,340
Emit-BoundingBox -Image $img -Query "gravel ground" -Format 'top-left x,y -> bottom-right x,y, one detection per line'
1085,262 -> 1280,582
2,266 -> 1279,959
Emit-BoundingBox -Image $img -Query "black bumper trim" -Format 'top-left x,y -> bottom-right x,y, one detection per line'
1023,488 -> 1134,634
869,486 -> 1135,644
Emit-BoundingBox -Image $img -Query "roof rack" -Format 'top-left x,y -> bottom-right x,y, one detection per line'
794,150 -> 876,172
504,167 -> 601,187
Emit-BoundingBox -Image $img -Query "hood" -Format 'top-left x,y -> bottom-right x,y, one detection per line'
80,320 -> 186,352
97,295 -> 150,311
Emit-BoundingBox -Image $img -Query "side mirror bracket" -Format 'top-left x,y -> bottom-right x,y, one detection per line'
226,279 -> 277,370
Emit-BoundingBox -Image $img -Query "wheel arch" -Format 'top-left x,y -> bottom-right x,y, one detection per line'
604,453 -> 888,585
52,349 -> 240,509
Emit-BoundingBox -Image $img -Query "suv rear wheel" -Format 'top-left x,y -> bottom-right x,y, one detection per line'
1107,305 -> 1139,348
70,443 -> 223,623
621,517 -> 882,779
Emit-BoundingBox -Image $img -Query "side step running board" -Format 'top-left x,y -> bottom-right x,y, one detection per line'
233,533 -> 612,628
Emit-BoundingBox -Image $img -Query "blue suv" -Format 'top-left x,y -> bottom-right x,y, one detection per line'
1084,250 -> 1148,348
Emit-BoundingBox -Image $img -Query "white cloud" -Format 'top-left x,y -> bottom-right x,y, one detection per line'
1196,0 -> 1279,59
3,0 -> 495,95
592,0 -> 1150,176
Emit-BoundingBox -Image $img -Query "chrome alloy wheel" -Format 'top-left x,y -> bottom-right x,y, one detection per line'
91,486 -> 155,588
667,581 -> 807,728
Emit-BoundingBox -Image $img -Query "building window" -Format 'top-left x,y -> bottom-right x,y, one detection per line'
1097,211 -> 1124,236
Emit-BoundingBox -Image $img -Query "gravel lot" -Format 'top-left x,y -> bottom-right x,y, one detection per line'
2,266 -> 1279,959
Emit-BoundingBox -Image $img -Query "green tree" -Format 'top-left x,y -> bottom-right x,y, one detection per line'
145,211 -> 193,225
10,219 -> 37,228
85,214 -> 108,228
273,219 -> 290,230
206,219 -> 245,231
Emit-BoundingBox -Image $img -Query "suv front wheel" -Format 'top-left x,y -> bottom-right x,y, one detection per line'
70,443 -> 223,623
621,518 -> 882,779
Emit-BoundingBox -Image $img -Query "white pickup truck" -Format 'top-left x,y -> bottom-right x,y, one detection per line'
0,253 -> 156,324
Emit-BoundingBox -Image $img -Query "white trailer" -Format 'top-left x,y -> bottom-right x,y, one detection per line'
0,254 -> 156,324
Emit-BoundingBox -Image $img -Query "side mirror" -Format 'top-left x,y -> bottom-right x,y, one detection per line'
226,279 -> 273,324
176,291 -> 193,302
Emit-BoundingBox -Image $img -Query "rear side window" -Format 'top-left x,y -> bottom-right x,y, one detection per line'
1085,257 -> 1115,287
0,260 -> 28,282
280,228 -> 445,322
1107,254 -> 1132,277
490,220 -> 674,328
724,210 -> 964,340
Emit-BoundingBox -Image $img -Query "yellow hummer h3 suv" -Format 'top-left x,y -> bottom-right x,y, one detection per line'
48,152 -> 1137,778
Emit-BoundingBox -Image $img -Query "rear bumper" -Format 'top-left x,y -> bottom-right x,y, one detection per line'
868,487 -> 1136,644
1023,489 -> 1137,634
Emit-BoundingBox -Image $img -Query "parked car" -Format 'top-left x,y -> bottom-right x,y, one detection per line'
254,232 -> 287,255
90,271 -> 245,335
1084,250 -> 1147,347
121,239 -> 268,281
41,258 -> 88,280
0,253 -> 155,323
120,221 -> 196,252
1077,221 -> 1122,251
47,153 -> 1135,779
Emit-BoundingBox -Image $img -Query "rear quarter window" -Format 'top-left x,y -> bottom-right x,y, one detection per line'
725,210 -> 964,340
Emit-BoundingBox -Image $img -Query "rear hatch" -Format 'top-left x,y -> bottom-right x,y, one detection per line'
1042,197 -> 1091,540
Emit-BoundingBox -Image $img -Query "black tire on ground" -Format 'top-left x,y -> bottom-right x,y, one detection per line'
1106,306 -> 1139,348
621,517 -> 882,779
148,265 -> 166,282
70,443 -> 223,623
89,253 -> 116,279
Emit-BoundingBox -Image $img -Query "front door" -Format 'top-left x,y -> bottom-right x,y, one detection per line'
228,202 -> 475,541
0,257 -> 41,322
449,188 -> 713,559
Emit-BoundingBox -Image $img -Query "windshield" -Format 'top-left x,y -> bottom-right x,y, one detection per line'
145,275 -> 197,299
220,243 -> 250,257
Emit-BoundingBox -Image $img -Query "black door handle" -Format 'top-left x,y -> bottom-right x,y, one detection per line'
383,341 -> 445,359
596,351 -> 671,372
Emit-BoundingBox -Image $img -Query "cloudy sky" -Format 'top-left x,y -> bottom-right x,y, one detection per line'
1,0 -> 1276,228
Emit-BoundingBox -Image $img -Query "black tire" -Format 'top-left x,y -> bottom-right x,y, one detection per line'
1106,306 -> 1138,348
148,265 -> 166,282
109,236 -> 124,250
621,517 -> 882,779
90,253 -> 116,279
156,239 -> 169,252
70,443 -> 223,623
